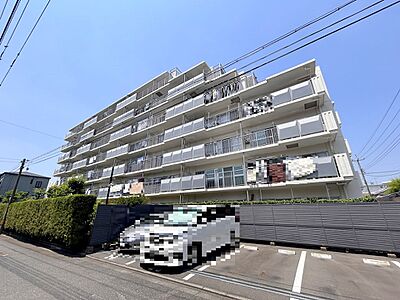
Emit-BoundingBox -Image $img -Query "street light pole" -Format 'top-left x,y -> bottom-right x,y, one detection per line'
0,158 -> 26,234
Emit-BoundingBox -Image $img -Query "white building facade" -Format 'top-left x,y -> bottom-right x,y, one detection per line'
55,60 -> 362,202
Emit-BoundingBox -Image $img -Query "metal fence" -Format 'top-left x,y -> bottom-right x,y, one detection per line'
89,202 -> 400,253
240,202 -> 400,253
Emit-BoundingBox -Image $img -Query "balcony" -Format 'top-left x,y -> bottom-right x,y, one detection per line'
71,158 -> 87,170
79,129 -> 95,143
113,110 -> 135,127
98,106 -> 116,121
129,133 -> 164,153
165,94 -> 204,120
87,152 -> 107,166
83,116 -> 97,129
106,144 -> 129,160
132,112 -> 166,134
167,73 -> 204,99
76,144 -> 91,156
110,125 -> 132,142
270,80 -> 314,107
160,174 -> 206,193
61,141 -> 77,152
87,169 -> 103,180
90,135 -> 110,150
164,117 -> 204,141
57,152 -> 71,163
95,122 -> 113,135
116,94 -> 137,111
162,144 -> 205,165
137,76 -> 169,100
125,155 -> 163,174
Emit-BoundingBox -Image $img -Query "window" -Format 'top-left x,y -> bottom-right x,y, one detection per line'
35,181 -> 42,188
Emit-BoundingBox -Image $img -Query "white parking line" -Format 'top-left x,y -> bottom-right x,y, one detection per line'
363,258 -> 390,266
104,255 -> 113,259
278,249 -> 296,255
125,260 -> 136,265
242,245 -> 258,251
311,252 -> 332,260
391,261 -> 400,269
198,265 -> 209,272
290,251 -> 307,300
183,273 -> 196,281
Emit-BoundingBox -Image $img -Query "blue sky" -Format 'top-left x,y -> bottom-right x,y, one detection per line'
0,0 -> 399,184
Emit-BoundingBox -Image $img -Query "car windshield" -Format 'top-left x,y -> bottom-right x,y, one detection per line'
164,210 -> 198,226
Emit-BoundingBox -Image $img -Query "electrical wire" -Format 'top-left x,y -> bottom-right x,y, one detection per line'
359,87 -> 400,157
82,0 -> 397,145
154,0 -> 360,100
0,0 -> 22,46
237,0 -> 384,71
222,0 -> 357,70
366,131 -> 400,169
0,0 -> 52,87
0,118 -> 63,140
0,0 -> 30,60
0,0 -> 10,23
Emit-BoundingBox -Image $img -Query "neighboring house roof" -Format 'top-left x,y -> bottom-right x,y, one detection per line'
0,171 -> 51,179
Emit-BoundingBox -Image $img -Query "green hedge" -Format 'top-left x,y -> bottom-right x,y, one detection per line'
101,195 -> 148,206
0,194 -> 96,250
171,196 -> 376,206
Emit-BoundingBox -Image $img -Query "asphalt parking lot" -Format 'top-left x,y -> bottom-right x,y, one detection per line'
89,243 -> 400,300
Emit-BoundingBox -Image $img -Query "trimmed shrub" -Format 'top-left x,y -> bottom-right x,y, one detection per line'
0,194 -> 96,250
171,196 -> 376,206
102,195 -> 148,206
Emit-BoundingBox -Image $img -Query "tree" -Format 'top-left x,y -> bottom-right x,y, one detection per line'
46,177 -> 86,198
386,178 -> 400,194
66,177 -> 85,195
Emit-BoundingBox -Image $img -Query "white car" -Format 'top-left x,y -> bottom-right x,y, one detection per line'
120,205 -> 240,268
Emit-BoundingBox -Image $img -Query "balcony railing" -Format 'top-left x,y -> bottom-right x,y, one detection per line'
125,155 -> 163,173
95,122 -> 113,135
116,94 -> 137,111
76,144 -> 91,155
113,110 -> 135,127
57,152 -> 70,163
129,133 -> 164,153
166,94 -> 204,119
83,116 -> 97,129
72,159 -> 87,170
132,112 -> 165,133
164,117 -> 204,141
90,134 -> 110,150
167,73 -> 204,99
137,77 -> 169,100
98,106 -> 116,121
106,144 -> 129,159
79,129 -> 95,142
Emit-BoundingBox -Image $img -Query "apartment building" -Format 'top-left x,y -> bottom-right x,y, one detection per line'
54,59 -> 362,202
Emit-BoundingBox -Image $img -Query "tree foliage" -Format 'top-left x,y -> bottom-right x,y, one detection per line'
0,194 -> 96,250
47,177 -> 86,198
386,178 -> 400,194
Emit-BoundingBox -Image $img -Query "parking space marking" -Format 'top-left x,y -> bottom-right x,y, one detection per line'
240,245 -> 258,251
363,258 -> 390,267
311,252 -> 332,260
391,261 -> 400,269
291,250 -> 307,300
183,273 -> 196,281
198,265 -> 209,272
125,259 -> 136,265
278,249 -> 296,255
104,254 -> 113,259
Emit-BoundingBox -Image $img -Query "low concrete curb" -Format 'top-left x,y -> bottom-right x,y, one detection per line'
87,255 -> 249,300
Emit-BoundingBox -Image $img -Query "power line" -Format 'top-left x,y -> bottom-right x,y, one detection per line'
0,118 -> 63,140
153,0 -> 359,101
366,131 -> 400,169
0,0 -> 10,23
0,0 -> 30,61
237,0 -> 384,72
0,0 -> 22,46
0,0 -> 52,88
57,0 -> 400,165
222,0 -> 357,70
359,87 -> 400,157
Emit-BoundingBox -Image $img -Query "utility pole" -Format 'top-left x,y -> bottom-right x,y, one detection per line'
0,158 -> 26,234
355,157 -> 371,197
105,162 -> 115,205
